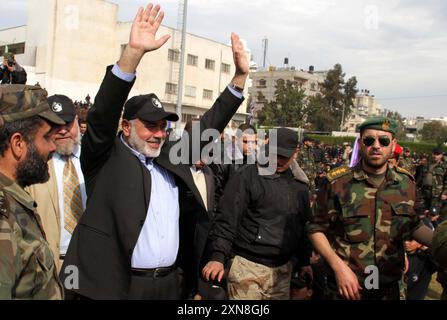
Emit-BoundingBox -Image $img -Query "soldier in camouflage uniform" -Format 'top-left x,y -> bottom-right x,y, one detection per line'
0,85 -> 64,299
433,220 -> 447,300
399,147 -> 415,176
426,147 -> 447,221
298,137 -> 316,194
307,116 -> 434,300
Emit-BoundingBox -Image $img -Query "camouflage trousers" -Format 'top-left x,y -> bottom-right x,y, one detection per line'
227,255 -> 292,300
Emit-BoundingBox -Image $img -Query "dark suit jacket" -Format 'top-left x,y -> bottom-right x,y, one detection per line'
179,166 -> 216,296
60,66 -> 243,299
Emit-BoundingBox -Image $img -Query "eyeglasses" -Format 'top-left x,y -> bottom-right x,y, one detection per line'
362,135 -> 391,147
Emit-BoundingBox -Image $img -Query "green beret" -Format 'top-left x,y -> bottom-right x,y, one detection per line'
358,116 -> 397,135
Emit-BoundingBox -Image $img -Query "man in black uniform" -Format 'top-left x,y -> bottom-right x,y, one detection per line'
202,128 -> 312,300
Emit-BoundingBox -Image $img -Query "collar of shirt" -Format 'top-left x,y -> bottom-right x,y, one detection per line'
190,165 -> 203,174
120,133 -> 154,169
353,163 -> 400,184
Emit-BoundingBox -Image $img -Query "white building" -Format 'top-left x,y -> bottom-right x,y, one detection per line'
404,116 -> 447,134
248,65 -> 327,115
341,90 -> 382,132
0,0 -> 249,127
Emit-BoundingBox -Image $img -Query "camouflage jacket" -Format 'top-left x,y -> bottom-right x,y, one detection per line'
298,146 -> 316,191
307,164 -> 422,285
433,220 -> 447,289
0,173 -> 63,300
399,157 -> 414,176
430,161 -> 447,198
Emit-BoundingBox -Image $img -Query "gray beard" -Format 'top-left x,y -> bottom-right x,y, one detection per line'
127,129 -> 165,158
56,134 -> 81,156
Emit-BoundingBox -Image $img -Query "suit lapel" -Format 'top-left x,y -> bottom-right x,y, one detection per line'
47,159 -> 61,230
203,166 -> 215,217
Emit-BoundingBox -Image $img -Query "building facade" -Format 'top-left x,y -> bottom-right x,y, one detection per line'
0,0 -> 249,128
341,90 -> 382,132
248,65 -> 326,115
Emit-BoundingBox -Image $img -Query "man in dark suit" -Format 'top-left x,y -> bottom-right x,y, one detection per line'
60,3 -> 249,299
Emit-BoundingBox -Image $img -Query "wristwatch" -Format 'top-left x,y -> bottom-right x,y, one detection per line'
230,83 -> 244,93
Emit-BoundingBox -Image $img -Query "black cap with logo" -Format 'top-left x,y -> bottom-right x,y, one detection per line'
47,94 -> 77,124
123,93 -> 179,122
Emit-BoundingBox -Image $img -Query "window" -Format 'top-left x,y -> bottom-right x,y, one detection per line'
221,63 -> 231,74
182,114 -> 200,124
256,92 -> 266,103
165,82 -> 178,95
168,49 -> 180,62
205,59 -> 215,70
257,79 -> 267,88
203,89 -> 213,100
187,54 -> 198,66
0,42 -> 25,56
184,86 -> 196,97
276,79 -> 285,87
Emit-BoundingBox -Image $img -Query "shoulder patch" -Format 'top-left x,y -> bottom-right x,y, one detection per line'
327,166 -> 351,182
396,166 -> 415,181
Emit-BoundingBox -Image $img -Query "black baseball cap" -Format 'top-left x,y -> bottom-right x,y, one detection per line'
302,136 -> 313,143
271,128 -> 299,158
433,147 -> 444,155
47,94 -> 77,123
123,93 -> 179,122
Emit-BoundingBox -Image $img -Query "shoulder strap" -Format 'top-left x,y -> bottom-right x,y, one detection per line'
327,166 -> 351,182
396,166 -> 415,181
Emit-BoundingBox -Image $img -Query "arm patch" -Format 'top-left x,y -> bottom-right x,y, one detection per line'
327,166 -> 351,182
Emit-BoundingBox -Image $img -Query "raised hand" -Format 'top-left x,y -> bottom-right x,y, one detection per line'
129,3 -> 170,54
119,3 -> 170,73
230,33 -> 249,89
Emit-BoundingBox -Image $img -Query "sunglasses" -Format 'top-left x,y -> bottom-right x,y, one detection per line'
362,135 -> 391,147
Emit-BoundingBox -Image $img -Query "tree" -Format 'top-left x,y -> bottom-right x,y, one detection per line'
420,121 -> 447,144
306,64 -> 358,132
343,76 -> 358,121
306,94 -> 332,131
257,79 -> 307,128
385,110 -> 407,141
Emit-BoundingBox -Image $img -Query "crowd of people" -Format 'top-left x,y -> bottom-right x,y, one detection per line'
0,3 -> 446,301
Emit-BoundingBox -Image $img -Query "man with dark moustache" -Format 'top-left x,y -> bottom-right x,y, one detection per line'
308,116 -> 434,300
0,85 -> 65,299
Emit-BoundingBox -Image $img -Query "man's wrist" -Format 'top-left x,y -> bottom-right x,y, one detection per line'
229,82 -> 244,93
230,73 -> 248,90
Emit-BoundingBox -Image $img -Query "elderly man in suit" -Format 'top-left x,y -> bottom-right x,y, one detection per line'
27,95 -> 85,272
60,3 -> 249,299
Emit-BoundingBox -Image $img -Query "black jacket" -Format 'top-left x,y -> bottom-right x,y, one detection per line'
207,164 -> 312,268
60,66 -> 243,299
0,64 -> 27,84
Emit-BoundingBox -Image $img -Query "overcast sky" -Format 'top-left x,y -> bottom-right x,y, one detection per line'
2,0 -> 447,118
